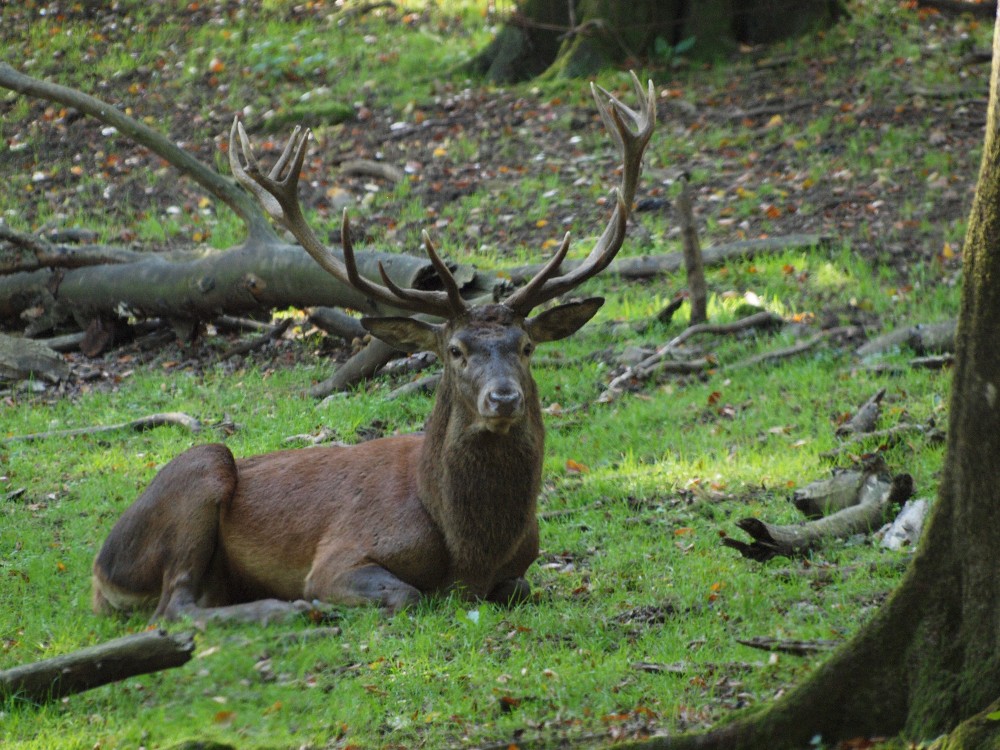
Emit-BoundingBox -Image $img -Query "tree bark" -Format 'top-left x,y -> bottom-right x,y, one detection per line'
609,9 -> 1000,748
469,1 -> 844,83
0,630 -> 194,704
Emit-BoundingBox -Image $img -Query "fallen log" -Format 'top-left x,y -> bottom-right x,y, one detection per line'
0,629 -> 194,704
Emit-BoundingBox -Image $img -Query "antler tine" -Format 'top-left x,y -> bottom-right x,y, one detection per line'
339,212 -> 459,318
229,117 -> 460,319
504,232 -> 572,310
421,231 -> 468,316
504,74 -> 655,316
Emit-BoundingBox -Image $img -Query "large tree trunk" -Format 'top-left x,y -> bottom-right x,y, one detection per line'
470,0 -> 844,83
614,10 -> 1000,750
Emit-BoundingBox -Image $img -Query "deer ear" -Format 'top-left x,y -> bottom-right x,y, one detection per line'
362,317 -> 441,353
525,297 -> 604,343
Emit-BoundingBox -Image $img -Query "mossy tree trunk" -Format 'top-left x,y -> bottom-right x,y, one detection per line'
615,10 -> 1000,750
469,0 -> 844,83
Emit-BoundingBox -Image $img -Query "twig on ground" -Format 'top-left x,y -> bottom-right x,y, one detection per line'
2,412 -> 202,444
219,317 -> 293,360
338,158 -> 405,183
736,636 -> 839,655
602,311 -> 783,398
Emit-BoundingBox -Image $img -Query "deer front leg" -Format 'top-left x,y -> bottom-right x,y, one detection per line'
305,562 -> 422,614
485,522 -> 538,605
486,577 -> 532,605
164,594 -> 318,626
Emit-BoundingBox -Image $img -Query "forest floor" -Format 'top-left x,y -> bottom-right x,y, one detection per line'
0,2 -> 990,749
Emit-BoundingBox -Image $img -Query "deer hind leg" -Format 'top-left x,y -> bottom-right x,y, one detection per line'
92,444 -> 239,622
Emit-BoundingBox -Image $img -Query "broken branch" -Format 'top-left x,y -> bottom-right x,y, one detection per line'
0,630 -> 194,704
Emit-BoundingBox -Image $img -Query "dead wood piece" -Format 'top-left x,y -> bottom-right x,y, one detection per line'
792,470 -> 869,519
908,320 -> 956,356
332,0 -> 396,25
0,629 -> 194,704
959,48 -> 993,68
835,387 -> 886,437
0,332 -> 68,383
283,426 -> 342,446
220,317 -> 294,360
821,421 -> 945,459
312,337 -> 401,398
911,354 -> 955,370
309,307 -> 367,342
915,0 -> 997,18
856,319 -> 956,359
2,412 -> 201,444
677,175 -> 707,325
387,373 -> 442,400
736,636 -> 839,655
602,311 -> 782,397
0,242 -> 460,329
37,331 -> 86,353
880,498 -> 930,551
667,311 -> 783,350
0,225 -> 148,274
723,472 -> 913,562
81,315 -> 133,358
505,234 -> 832,285
724,331 -> 825,371
338,158 -> 405,184
213,315 -> 276,334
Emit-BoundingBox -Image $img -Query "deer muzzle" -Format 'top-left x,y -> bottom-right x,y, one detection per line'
479,381 -> 525,426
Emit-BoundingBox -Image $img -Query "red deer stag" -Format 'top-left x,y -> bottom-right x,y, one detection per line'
91,74 -> 654,624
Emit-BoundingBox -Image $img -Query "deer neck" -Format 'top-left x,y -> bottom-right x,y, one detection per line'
418,376 -> 544,573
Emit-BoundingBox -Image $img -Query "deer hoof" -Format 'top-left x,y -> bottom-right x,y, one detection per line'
487,577 -> 532,606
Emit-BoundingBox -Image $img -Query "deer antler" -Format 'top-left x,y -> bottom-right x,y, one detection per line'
228,119 -> 466,319
503,72 -> 656,316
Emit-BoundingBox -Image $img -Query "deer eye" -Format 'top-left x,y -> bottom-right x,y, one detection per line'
522,342 -> 534,357
448,345 -> 463,359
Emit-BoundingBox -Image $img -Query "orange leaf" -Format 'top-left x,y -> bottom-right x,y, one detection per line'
213,710 -> 235,725
674,527 -> 694,536
707,391 -> 722,406
565,459 -> 590,474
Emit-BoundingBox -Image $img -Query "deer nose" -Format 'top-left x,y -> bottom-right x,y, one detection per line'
486,387 -> 523,418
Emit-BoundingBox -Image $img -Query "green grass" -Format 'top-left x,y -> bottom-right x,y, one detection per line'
0,0 -> 978,747
1,244 -> 953,748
